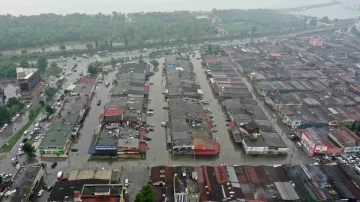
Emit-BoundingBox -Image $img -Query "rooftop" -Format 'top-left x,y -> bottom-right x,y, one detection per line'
10,166 -> 42,202
329,127 -> 360,147
16,67 -> 38,79
49,179 -> 109,201
39,81 -> 94,149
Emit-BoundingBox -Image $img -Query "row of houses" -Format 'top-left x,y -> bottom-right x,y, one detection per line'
202,55 -> 288,155
151,164 -> 360,201
88,63 -> 149,157
164,55 -> 220,155
39,77 -> 96,155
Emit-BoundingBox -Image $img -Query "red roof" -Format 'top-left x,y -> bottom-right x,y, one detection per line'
79,77 -> 96,84
104,109 -> 125,116
223,46 -> 235,54
144,85 -> 149,94
204,57 -> 218,64
81,196 -> 120,202
139,141 -> 147,151
269,53 -> 281,57
194,141 -> 220,155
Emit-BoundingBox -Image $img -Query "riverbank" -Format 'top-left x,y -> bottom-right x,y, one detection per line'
0,24 -> 353,63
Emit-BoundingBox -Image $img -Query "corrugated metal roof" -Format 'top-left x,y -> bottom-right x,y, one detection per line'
333,181 -> 355,199
226,166 -> 238,183
344,180 -> 360,199
274,182 -> 300,200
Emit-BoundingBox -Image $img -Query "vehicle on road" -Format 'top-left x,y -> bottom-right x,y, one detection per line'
57,171 -> 63,179
105,82 -> 110,87
201,100 -> 210,105
124,179 -> 129,187
38,189 -> 44,197
51,162 -> 57,168
97,100 -> 101,106
146,111 -> 154,116
71,148 -> 78,152
288,135 -> 299,141
296,142 -> 303,148
25,103 -> 32,109
148,128 -> 154,132
143,136 -> 152,141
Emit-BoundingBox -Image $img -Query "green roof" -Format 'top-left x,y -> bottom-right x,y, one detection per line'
39,120 -> 72,149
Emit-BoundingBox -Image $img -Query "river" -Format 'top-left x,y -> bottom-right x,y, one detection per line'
0,0 -> 359,19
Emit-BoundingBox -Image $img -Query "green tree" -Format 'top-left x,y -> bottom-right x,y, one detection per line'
319,16 -> 330,24
44,87 -> 57,101
87,63 -> 99,75
36,56 -> 47,72
309,18 -> 317,27
50,61 -> 57,69
20,58 -> 29,67
86,43 -> 94,50
21,50 -> 27,54
0,106 -> 10,126
60,94 -> 65,101
109,38 -> 113,47
138,55 -> 145,64
110,58 -> 116,67
95,40 -> 99,48
135,184 -> 155,202
150,60 -> 159,68
45,105 -> 55,115
40,47 -> 45,53
28,108 -> 35,119
7,97 -> 21,108
22,142 -> 35,156
0,62 -> 17,78
39,100 -> 45,107
59,44 -> 66,53
112,79 -> 118,86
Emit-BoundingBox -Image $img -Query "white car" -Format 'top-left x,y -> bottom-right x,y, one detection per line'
15,114 -> 20,118
0,128 -> 4,133
38,189 -> 44,197
11,117 -> 16,122
19,143 -> 24,147
3,124 -> 8,129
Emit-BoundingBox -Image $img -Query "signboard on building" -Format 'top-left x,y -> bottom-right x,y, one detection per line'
344,146 -> 360,153
95,145 -> 117,151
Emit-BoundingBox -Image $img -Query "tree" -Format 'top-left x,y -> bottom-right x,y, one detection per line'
39,100 -> 45,107
0,106 -> 10,126
20,58 -> 29,67
50,61 -> 57,69
309,18 -> 317,27
41,47 -> 45,53
135,184 -> 155,202
28,108 -> 35,119
45,105 -> 55,115
95,40 -> 99,48
7,97 -> 20,108
112,79 -> 118,86
124,37 -> 128,46
59,44 -> 66,53
36,56 -> 47,72
138,55 -> 145,64
110,58 -> 116,67
21,50 -> 27,54
251,26 -> 258,36
319,16 -> 330,24
109,38 -> 113,47
88,63 -> 99,75
22,142 -> 35,156
60,94 -> 65,101
86,43 -> 94,50
44,87 -> 57,101
150,60 -> 159,68
0,62 -> 17,78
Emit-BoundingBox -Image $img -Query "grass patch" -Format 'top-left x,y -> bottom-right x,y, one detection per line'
1,106 -> 43,151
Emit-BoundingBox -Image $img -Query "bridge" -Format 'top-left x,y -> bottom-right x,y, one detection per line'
276,1 -> 340,12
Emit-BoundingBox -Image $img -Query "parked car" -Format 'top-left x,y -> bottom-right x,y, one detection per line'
97,99 -> 101,106
57,171 -> 63,179
38,189 -> 44,197
71,148 -> 78,152
296,142 -> 302,148
51,162 -> 57,168
288,135 -> 299,141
